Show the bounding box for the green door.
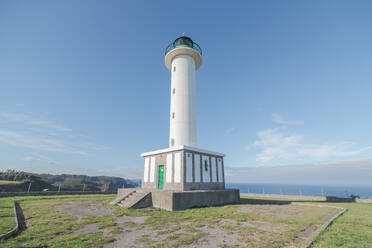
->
[157,165,164,189]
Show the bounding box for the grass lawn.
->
[0,180,22,185]
[0,194,370,247]
[0,194,116,248]
[311,201,372,248]
[0,197,15,234]
[245,196,372,248]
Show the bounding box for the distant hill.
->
[0,169,140,192]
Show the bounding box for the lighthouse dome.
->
[165,36,202,56]
[165,36,202,70]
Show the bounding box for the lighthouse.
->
[165,36,202,148]
[113,36,239,211]
[140,35,230,192]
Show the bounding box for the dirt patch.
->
[238,204,303,218]
[56,200,338,248]
[320,209,340,222]
[115,215,148,224]
[106,212,303,248]
[239,220,290,233]
[106,222,215,248]
[57,201,113,222]
[104,225,161,248]
[71,222,114,238]
[72,223,100,234]
[292,224,319,246]
[218,219,237,226]
[237,206,253,213]
[197,225,244,248]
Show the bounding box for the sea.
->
[226,183,372,198]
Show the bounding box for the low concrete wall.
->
[356,198,372,203]
[240,193,372,203]
[326,196,355,202]
[152,190,175,211]
[173,189,240,211]
[152,189,240,211]
[240,193,326,201]
[0,191,116,198]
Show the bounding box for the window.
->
[172,88,175,94]
[204,160,208,171]
[173,66,176,72]
[172,112,175,119]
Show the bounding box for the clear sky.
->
[1,1,372,184]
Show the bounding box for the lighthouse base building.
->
[113,145,239,211]
[141,146,225,191]
[111,36,239,211]
[139,146,239,211]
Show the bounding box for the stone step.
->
[110,189,136,205]
[119,194,141,207]
[118,190,151,209]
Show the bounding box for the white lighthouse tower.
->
[165,36,202,148]
[113,36,239,211]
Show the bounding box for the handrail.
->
[165,42,202,56]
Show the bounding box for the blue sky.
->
[1,1,372,184]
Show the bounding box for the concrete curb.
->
[0,201,25,240]
[293,203,347,248]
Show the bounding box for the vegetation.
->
[0,170,139,192]
[0,195,115,248]
[0,170,57,192]
[0,197,15,234]
[40,173,138,191]
[0,170,36,182]
[312,202,372,248]
[0,194,370,247]
[0,181,22,185]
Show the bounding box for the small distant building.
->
[112,36,239,211]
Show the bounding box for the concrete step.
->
[118,190,151,209]
[110,189,136,205]
[119,192,141,207]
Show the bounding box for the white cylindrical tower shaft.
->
[169,55,197,147]
[165,36,202,148]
